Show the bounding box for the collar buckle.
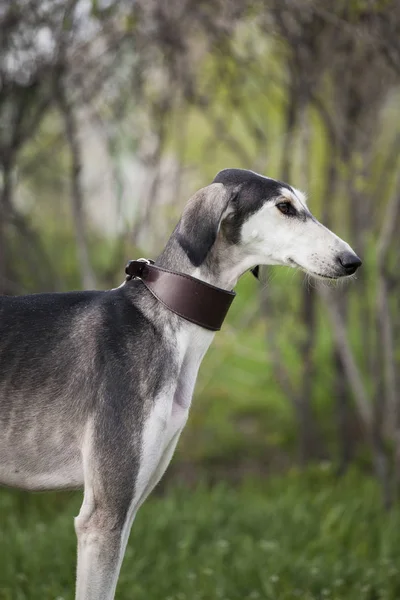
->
[125,258,154,281]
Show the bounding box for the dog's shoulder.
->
[0,287,153,337]
[0,290,104,328]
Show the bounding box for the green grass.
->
[1,468,400,600]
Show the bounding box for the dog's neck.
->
[156,232,255,291]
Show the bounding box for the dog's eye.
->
[276,202,295,216]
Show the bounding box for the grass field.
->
[1,468,399,600]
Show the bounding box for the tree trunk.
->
[0,163,12,294]
[334,349,354,475]
[298,285,323,462]
[56,79,96,290]
[319,285,392,507]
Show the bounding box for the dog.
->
[0,169,361,599]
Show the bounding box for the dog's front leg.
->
[74,469,147,600]
[74,495,126,600]
[74,422,146,600]
[74,406,188,600]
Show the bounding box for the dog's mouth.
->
[287,259,347,280]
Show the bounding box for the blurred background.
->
[1,1,400,599]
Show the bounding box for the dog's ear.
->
[177,183,233,266]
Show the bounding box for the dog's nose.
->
[338,252,362,275]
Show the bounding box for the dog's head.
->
[177,168,361,280]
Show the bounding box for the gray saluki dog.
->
[0,169,361,599]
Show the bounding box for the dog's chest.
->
[173,326,214,409]
[135,326,214,488]
[151,331,210,430]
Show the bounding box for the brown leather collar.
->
[125,259,236,331]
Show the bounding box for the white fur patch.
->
[134,322,215,502]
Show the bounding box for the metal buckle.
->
[125,258,154,281]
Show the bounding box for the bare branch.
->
[318,285,372,427]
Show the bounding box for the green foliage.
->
[1,470,400,599]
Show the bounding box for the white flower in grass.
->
[366,568,375,577]
[322,588,330,596]
[259,539,277,551]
